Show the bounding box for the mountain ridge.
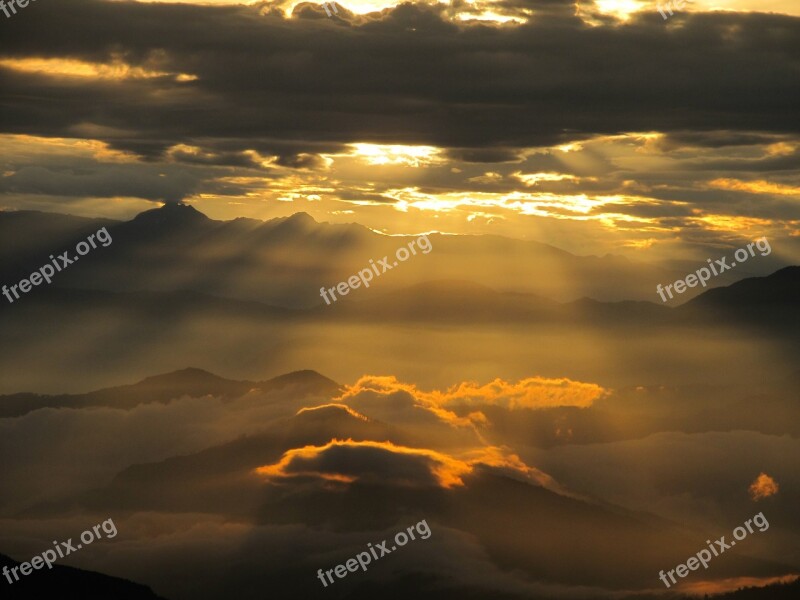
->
[0,367,342,418]
[0,204,691,306]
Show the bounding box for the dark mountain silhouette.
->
[681,266,800,311]
[130,202,211,228]
[696,577,800,599]
[0,552,166,599]
[677,266,800,336]
[0,210,117,280]
[0,368,341,418]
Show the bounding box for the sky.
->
[1,5,798,596]
[0,0,798,261]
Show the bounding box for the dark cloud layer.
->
[0,0,798,162]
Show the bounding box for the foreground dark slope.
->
[43,406,791,592]
[0,553,166,599]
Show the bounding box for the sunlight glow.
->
[593,0,645,19]
[347,143,445,167]
[381,187,651,223]
[513,172,579,186]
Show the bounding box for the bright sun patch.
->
[346,144,445,167]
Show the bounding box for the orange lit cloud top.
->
[338,375,607,412]
[295,403,370,422]
[255,439,562,490]
[333,376,480,431]
[709,178,800,197]
[749,472,779,501]
[256,439,473,488]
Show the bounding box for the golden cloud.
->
[255,439,473,488]
[255,439,563,492]
[335,375,481,429]
[749,472,779,501]
[709,178,800,197]
[338,374,607,412]
[295,403,370,421]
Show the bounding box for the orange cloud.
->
[255,439,563,492]
[335,376,480,429]
[295,403,369,421]
[255,439,472,488]
[338,375,606,412]
[709,178,800,197]
[749,472,779,501]
[430,377,607,410]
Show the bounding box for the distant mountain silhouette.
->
[682,266,800,310]
[678,266,800,332]
[0,552,166,599]
[694,577,800,600]
[0,210,116,278]
[128,202,213,235]
[0,368,341,418]
[0,205,700,307]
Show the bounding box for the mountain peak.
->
[131,203,212,227]
[265,212,318,230]
[285,211,316,224]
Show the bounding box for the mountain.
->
[0,204,696,307]
[0,368,341,418]
[0,210,117,280]
[700,577,800,599]
[0,552,166,599]
[678,266,800,332]
[129,202,211,229]
[40,393,788,592]
[682,266,800,310]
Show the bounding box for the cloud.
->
[0,0,799,259]
[1,0,798,159]
[255,439,474,488]
[295,403,370,421]
[0,385,336,513]
[528,431,800,538]
[749,472,780,501]
[338,374,607,412]
[255,438,563,491]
